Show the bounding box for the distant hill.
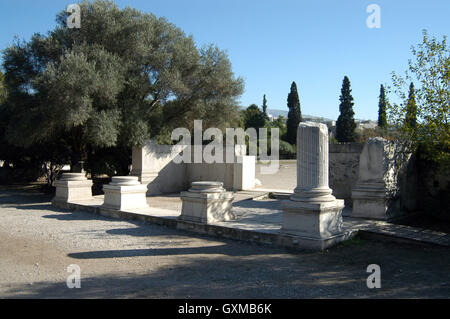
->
[242,107,374,123]
[267,109,334,122]
[266,109,288,118]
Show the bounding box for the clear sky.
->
[0,0,448,120]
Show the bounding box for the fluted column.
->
[291,122,335,202]
[281,122,350,250]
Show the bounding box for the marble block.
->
[53,173,93,203]
[102,176,149,211]
[180,181,235,224]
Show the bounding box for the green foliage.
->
[0,70,6,104]
[405,82,417,130]
[243,104,265,130]
[329,135,339,144]
[85,145,131,177]
[336,76,357,142]
[377,84,388,129]
[278,140,296,159]
[390,30,449,165]
[355,126,398,144]
[1,0,243,170]
[286,81,302,145]
[271,115,287,139]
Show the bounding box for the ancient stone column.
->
[102,176,149,211]
[52,172,93,204]
[281,122,350,250]
[291,122,336,203]
[180,181,235,224]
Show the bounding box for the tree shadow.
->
[17,203,68,213]
[67,243,275,259]
[0,189,53,205]
[5,240,450,299]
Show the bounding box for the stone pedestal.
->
[233,155,256,190]
[180,181,234,224]
[351,137,411,220]
[352,182,387,219]
[281,122,348,250]
[53,173,93,203]
[102,176,149,211]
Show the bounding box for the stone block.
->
[281,199,345,238]
[180,182,234,223]
[102,176,149,211]
[53,173,93,203]
[351,137,411,220]
[233,155,256,190]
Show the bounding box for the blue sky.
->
[0,0,448,120]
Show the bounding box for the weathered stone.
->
[189,181,225,193]
[281,122,348,250]
[290,122,336,203]
[102,176,149,211]
[328,143,363,206]
[131,140,255,195]
[130,140,186,196]
[53,173,93,203]
[352,137,411,220]
[180,181,234,223]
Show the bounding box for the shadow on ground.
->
[2,187,450,299]
[5,239,450,299]
[0,189,53,205]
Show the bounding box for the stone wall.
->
[130,141,187,194]
[131,141,255,195]
[328,143,364,205]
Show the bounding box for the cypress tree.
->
[262,94,268,120]
[286,81,302,145]
[405,82,417,129]
[336,76,357,142]
[377,84,388,129]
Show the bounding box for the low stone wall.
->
[130,141,187,194]
[131,141,255,195]
[329,143,364,205]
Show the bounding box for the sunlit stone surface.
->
[281,122,349,250]
[180,181,235,224]
[53,173,93,203]
[102,176,149,211]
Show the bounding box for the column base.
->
[179,189,234,224]
[102,177,149,211]
[52,173,93,203]
[130,169,158,196]
[351,183,387,220]
[281,199,345,246]
[280,230,356,250]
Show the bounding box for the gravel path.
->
[0,188,449,298]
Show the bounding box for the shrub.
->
[279,141,296,159]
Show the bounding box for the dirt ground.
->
[255,160,297,191]
[0,187,449,299]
